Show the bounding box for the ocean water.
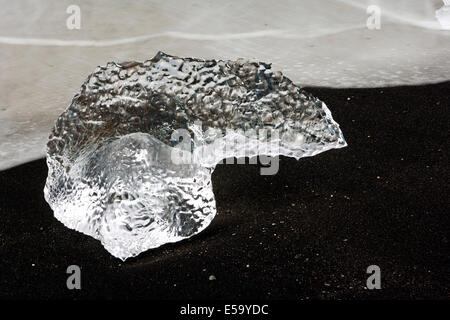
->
[0,0,449,170]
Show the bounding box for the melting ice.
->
[44,52,346,260]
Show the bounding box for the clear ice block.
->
[44,52,346,260]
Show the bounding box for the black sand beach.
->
[0,82,448,300]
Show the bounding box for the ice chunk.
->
[44,52,346,260]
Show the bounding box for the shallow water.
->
[0,0,449,170]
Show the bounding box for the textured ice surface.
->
[44,52,346,260]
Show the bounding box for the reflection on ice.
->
[44,52,346,259]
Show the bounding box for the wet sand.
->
[0,82,448,299]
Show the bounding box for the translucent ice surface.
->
[44,52,346,260]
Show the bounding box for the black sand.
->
[0,82,448,300]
